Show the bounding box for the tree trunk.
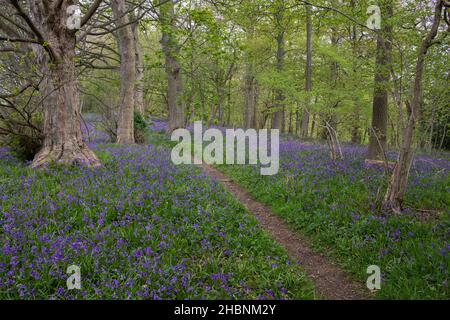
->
[272,30,285,130]
[352,125,361,144]
[300,4,313,138]
[31,2,100,168]
[428,101,436,152]
[367,0,393,160]
[244,27,256,129]
[244,69,256,128]
[384,0,444,212]
[217,80,225,125]
[311,113,316,137]
[159,0,185,133]
[253,82,259,129]
[288,111,293,133]
[324,31,340,157]
[326,115,340,160]
[132,19,145,115]
[350,0,361,146]
[112,0,136,144]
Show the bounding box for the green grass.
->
[0,143,314,299]
[216,145,450,300]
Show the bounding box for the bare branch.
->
[80,0,104,28]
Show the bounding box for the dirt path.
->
[198,163,370,300]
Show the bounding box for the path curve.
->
[198,163,370,300]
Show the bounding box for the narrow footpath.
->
[199,163,370,300]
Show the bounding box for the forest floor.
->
[0,143,315,299]
[198,162,369,300]
[146,122,449,299]
[0,118,448,299]
[213,135,449,300]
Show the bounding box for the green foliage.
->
[217,146,450,299]
[134,111,148,144]
[1,114,42,161]
[5,133,42,162]
[0,144,314,299]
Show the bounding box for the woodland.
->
[0,0,449,300]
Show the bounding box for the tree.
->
[243,25,257,129]
[367,0,393,160]
[112,0,136,144]
[132,11,145,116]
[300,3,313,138]
[384,0,449,212]
[159,0,185,133]
[0,0,103,167]
[271,0,287,131]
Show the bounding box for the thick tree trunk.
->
[160,0,185,133]
[132,20,145,115]
[384,0,444,212]
[112,0,136,144]
[31,2,100,168]
[367,0,393,160]
[300,4,313,138]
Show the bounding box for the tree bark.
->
[31,1,100,168]
[311,113,316,137]
[244,65,256,129]
[367,0,393,160]
[384,0,444,212]
[350,0,361,145]
[253,81,259,129]
[300,4,313,138]
[112,0,136,144]
[272,30,285,130]
[295,107,300,134]
[159,0,185,133]
[324,31,340,155]
[132,18,145,115]
[288,111,293,133]
[244,27,256,129]
[217,85,225,125]
[351,125,361,144]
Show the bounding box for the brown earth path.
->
[198,162,371,300]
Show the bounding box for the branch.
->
[0,82,36,99]
[8,0,55,59]
[80,0,104,29]
[297,0,379,34]
[0,36,42,45]
[9,0,45,42]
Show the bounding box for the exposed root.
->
[31,143,101,168]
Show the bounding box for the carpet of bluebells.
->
[218,140,450,299]
[2,117,449,300]
[0,133,314,299]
